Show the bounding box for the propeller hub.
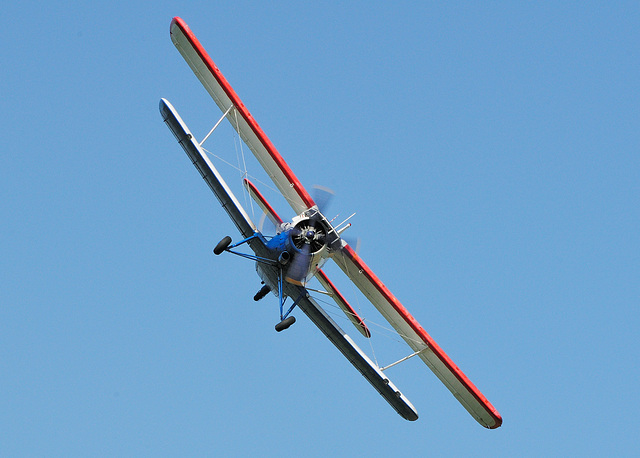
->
[290,217,328,253]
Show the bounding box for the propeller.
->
[343,234,362,254]
[256,210,280,236]
[316,185,361,255]
[286,217,326,285]
[285,184,361,284]
[312,185,334,214]
[285,240,312,285]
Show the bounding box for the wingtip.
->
[488,413,503,429]
[170,17,190,39]
[158,98,171,118]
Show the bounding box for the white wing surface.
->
[333,244,503,429]
[170,17,314,216]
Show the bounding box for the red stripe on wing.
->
[244,179,284,226]
[317,269,371,338]
[342,244,502,428]
[171,17,315,211]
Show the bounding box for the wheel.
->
[213,236,232,255]
[253,285,271,301]
[275,316,296,332]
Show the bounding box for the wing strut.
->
[160,98,256,240]
[380,349,428,372]
[200,104,234,146]
[294,289,418,421]
[333,244,503,429]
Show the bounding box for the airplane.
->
[160,16,502,428]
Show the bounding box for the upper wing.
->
[170,17,314,216]
[160,98,256,239]
[293,286,418,421]
[332,244,503,429]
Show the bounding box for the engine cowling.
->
[290,217,328,254]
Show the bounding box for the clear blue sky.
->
[2,1,638,455]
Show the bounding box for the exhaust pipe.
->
[278,251,291,265]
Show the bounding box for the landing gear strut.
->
[212,234,302,332]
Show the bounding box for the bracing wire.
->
[232,110,255,220]
[310,293,408,346]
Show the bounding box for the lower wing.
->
[160,98,256,240]
[295,287,418,421]
[332,244,502,429]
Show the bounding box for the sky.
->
[2,1,639,456]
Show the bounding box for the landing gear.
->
[275,316,296,332]
[253,284,271,301]
[213,236,232,255]
[212,233,301,332]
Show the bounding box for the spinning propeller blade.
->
[312,185,334,214]
[285,242,312,285]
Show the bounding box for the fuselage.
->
[255,208,340,295]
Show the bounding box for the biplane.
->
[160,17,502,428]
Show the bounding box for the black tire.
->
[213,236,232,255]
[275,316,296,332]
[253,285,271,301]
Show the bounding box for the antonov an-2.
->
[160,16,502,428]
